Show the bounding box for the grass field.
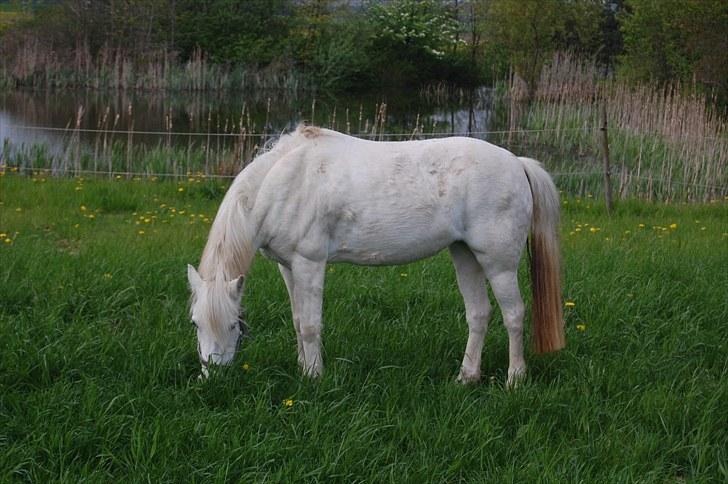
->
[1,174,727,482]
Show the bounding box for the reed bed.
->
[502,53,728,202]
[0,41,311,92]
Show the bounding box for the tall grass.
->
[1,176,726,481]
[0,41,312,92]
[502,53,728,202]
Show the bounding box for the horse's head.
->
[187,264,248,377]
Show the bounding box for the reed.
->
[0,41,313,93]
[502,52,728,202]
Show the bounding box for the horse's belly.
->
[327,217,458,265]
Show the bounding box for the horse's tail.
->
[519,157,565,354]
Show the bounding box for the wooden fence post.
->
[600,103,613,214]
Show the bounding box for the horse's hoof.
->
[457,368,481,384]
[506,367,526,389]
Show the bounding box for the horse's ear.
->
[187,264,203,291]
[229,275,245,298]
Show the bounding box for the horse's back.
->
[254,131,533,265]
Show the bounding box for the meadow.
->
[1,174,727,482]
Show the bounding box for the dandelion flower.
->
[138,230,145,235]
[242,363,250,371]
[565,301,575,308]
[178,187,184,192]
[576,324,586,331]
[282,398,294,408]
[669,223,677,230]
[0,233,6,238]
[400,273,408,277]
[80,205,87,212]
[103,273,113,279]
[4,238,12,244]
[638,223,645,228]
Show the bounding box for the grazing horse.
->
[187,126,565,385]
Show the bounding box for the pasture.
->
[1,174,726,482]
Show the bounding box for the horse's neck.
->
[199,153,279,281]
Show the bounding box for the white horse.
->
[187,126,565,385]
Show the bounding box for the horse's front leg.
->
[291,255,326,378]
[278,264,304,368]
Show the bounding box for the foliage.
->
[366,0,465,86]
[482,0,603,95]
[0,0,726,102]
[175,0,293,65]
[619,0,728,103]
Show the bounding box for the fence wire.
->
[1,123,596,138]
[2,123,726,196]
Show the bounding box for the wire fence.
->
[2,122,594,138]
[1,121,726,202]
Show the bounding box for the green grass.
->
[1,174,727,482]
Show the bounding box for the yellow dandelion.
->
[576,324,586,331]
[0,233,6,238]
[669,223,677,230]
[242,363,250,371]
[282,399,294,408]
[138,230,145,235]
[103,273,113,279]
[177,187,184,192]
[144,218,151,223]
[4,238,12,244]
[115,175,122,180]
[75,186,82,191]
[575,228,582,232]
[565,301,575,308]
[80,205,87,212]
[88,214,95,219]
[638,223,645,228]
[400,273,408,277]
[589,227,600,233]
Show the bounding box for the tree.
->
[175,0,293,64]
[483,0,602,94]
[366,0,464,85]
[619,0,728,100]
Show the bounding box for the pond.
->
[0,87,501,176]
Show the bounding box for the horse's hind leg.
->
[278,264,304,368]
[449,242,492,383]
[482,266,526,388]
